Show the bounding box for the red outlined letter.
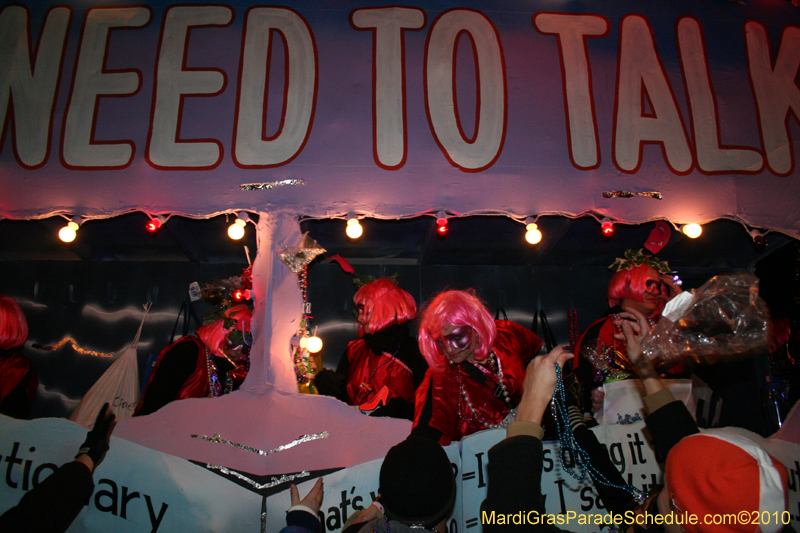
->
[146,5,233,170]
[677,17,762,174]
[533,12,609,171]
[745,21,800,177]
[425,8,506,172]
[233,7,317,168]
[0,5,71,169]
[613,14,692,175]
[350,7,426,170]
[61,6,151,170]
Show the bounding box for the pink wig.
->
[0,295,28,350]
[197,305,253,357]
[607,264,665,317]
[354,278,417,336]
[418,290,496,371]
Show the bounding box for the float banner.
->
[2,416,798,533]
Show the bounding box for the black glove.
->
[76,403,117,468]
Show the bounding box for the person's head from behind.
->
[641,428,788,533]
[379,436,456,532]
[0,295,28,350]
[608,264,666,319]
[354,278,417,336]
[418,289,496,370]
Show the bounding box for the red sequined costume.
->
[334,323,427,420]
[0,347,38,418]
[574,314,688,410]
[345,339,416,407]
[413,321,543,445]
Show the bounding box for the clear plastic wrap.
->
[642,273,769,366]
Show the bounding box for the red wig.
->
[197,305,253,357]
[418,290,496,371]
[0,295,28,350]
[607,264,665,317]
[354,278,417,336]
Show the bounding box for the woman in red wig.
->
[320,278,427,420]
[0,295,38,418]
[134,304,252,416]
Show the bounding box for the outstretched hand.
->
[290,477,324,515]
[517,346,574,425]
[76,403,117,471]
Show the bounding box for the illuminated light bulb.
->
[299,336,308,348]
[346,215,363,239]
[227,212,250,240]
[682,223,702,239]
[59,221,80,243]
[306,335,323,353]
[601,220,614,237]
[436,211,448,236]
[232,289,245,301]
[145,216,164,234]
[525,217,542,244]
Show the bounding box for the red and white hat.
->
[666,428,788,533]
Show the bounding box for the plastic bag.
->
[69,303,151,428]
[642,273,769,366]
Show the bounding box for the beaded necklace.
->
[456,351,512,429]
[552,363,646,504]
[206,346,234,397]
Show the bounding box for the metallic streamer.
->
[239,179,305,191]
[602,191,662,200]
[205,465,310,490]
[31,336,113,358]
[191,431,329,456]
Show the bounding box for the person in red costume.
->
[318,278,427,420]
[574,249,686,414]
[134,304,252,416]
[411,290,544,445]
[0,295,38,419]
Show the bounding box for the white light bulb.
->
[682,223,702,239]
[228,220,246,240]
[299,336,308,348]
[525,223,542,244]
[59,225,77,243]
[306,336,323,353]
[346,221,363,239]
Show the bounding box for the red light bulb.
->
[437,223,448,235]
[232,289,245,301]
[146,218,162,233]
[601,220,614,237]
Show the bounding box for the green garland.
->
[608,248,671,274]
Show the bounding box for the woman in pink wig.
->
[411,290,543,445]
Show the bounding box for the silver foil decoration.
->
[205,465,310,490]
[191,431,329,456]
[603,190,662,200]
[239,179,305,191]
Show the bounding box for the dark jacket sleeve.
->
[0,461,95,533]
[644,400,700,461]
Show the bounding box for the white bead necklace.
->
[456,351,512,429]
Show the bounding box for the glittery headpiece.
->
[608,248,670,274]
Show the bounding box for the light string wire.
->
[552,364,647,504]
[32,336,113,357]
[191,431,329,456]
